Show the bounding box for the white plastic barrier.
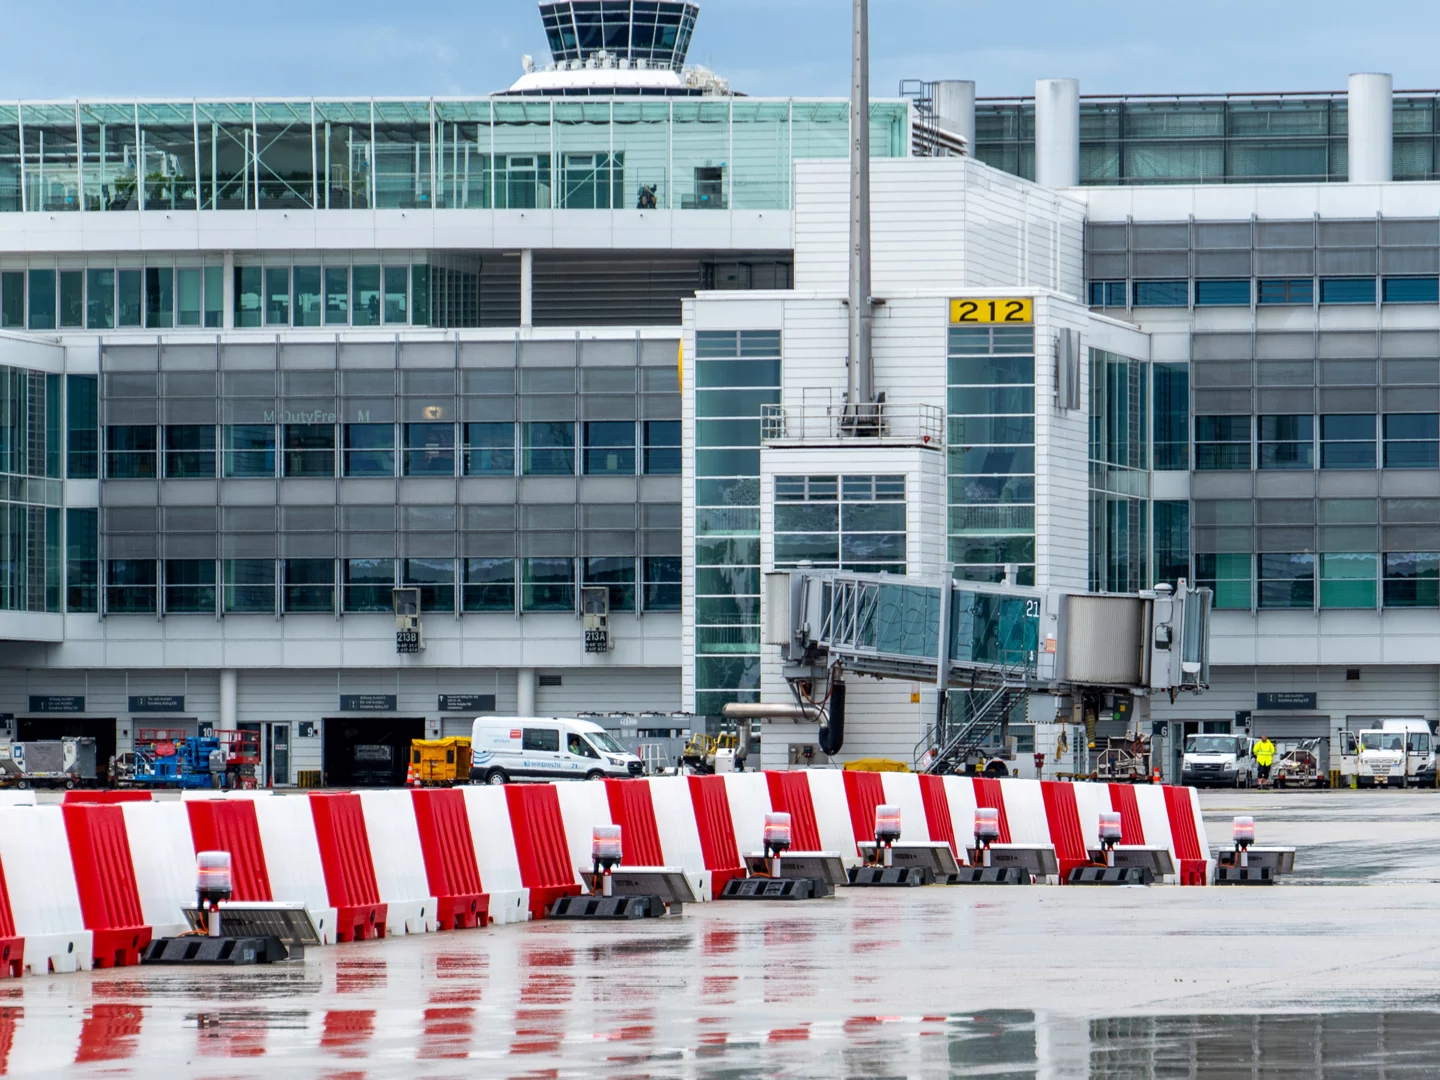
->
[0,792,36,807]
[803,770,860,862]
[552,781,612,884]
[1133,784,1175,858]
[0,805,92,975]
[878,772,933,847]
[120,801,197,936]
[250,793,338,945]
[721,772,772,857]
[357,790,438,936]
[1069,781,1114,853]
[940,774,979,859]
[646,776,710,901]
[998,778,1052,846]
[460,787,529,925]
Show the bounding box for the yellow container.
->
[409,737,472,786]
[843,758,911,773]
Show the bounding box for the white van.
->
[468,716,644,784]
[1180,733,1257,788]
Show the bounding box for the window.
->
[292,266,322,327]
[1320,552,1376,608]
[324,267,349,324]
[284,424,336,477]
[643,555,681,611]
[264,267,290,325]
[1132,280,1187,307]
[582,421,636,475]
[66,373,98,478]
[106,425,157,478]
[284,558,334,613]
[145,267,173,328]
[383,266,408,323]
[1257,415,1313,470]
[106,559,157,614]
[1152,364,1189,470]
[522,728,559,753]
[1196,553,1251,610]
[352,266,381,326]
[1383,414,1439,468]
[463,557,515,612]
[164,559,216,613]
[1320,414,1376,469]
[0,271,22,328]
[343,558,394,612]
[1088,281,1126,307]
[1194,279,1250,306]
[1153,500,1189,586]
[175,267,201,326]
[404,558,454,613]
[463,423,515,475]
[59,270,83,327]
[343,423,395,477]
[204,266,223,328]
[223,424,275,478]
[118,269,143,326]
[1320,277,1376,305]
[28,269,55,329]
[522,557,575,612]
[1382,277,1439,304]
[1258,552,1315,609]
[403,423,455,476]
[1383,552,1439,608]
[643,420,681,474]
[224,559,274,614]
[86,268,115,329]
[1257,278,1313,306]
[583,556,636,613]
[1194,416,1250,470]
[66,507,98,612]
[524,422,575,475]
[164,425,216,478]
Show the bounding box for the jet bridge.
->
[755,570,1211,773]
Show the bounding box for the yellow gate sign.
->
[949,298,1033,325]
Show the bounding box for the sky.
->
[1,0,1438,101]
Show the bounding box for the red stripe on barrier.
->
[1163,785,1208,886]
[61,804,151,968]
[918,774,958,855]
[687,775,743,891]
[604,780,665,867]
[0,855,21,978]
[1107,784,1146,845]
[185,799,273,902]
[62,791,153,804]
[410,789,488,929]
[971,777,1012,843]
[309,793,387,941]
[765,772,822,851]
[505,785,582,919]
[841,771,886,849]
[1040,782,1088,881]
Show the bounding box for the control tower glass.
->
[540,1,699,71]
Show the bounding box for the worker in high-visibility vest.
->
[1255,736,1276,786]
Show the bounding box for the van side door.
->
[521,726,562,778]
[1407,730,1431,779]
[564,731,601,776]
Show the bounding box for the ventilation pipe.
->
[846,0,875,422]
[1034,78,1080,188]
[932,80,976,152]
[1348,73,1393,184]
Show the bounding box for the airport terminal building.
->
[1,0,1438,780]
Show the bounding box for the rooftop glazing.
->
[540,1,699,70]
[0,99,908,214]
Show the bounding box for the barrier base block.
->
[437,894,489,930]
[719,877,829,901]
[0,937,21,978]
[334,904,388,943]
[92,927,153,969]
[947,867,1030,886]
[1216,866,1274,886]
[548,895,664,920]
[142,935,290,966]
[1067,866,1154,887]
[847,866,931,887]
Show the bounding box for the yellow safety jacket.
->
[1255,741,1275,766]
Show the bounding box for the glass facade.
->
[773,475,906,575]
[693,329,779,717]
[1089,349,1150,593]
[0,366,63,613]
[947,326,1035,586]
[540,1,699,70]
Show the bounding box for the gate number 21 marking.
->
[949,298,1033,324]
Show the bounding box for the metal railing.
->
[760,401,944,447]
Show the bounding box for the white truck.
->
[1179,733,1257,789]
[1351,719,1436,788]
[468,716,645,784]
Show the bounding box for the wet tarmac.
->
[6,790,1440,1077]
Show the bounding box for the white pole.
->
[1348,73,1393,184]
[1034,79,1080,188]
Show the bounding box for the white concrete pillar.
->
[1034,78,1080,188]
[519,249,534,327]
[517,668,536,717]
[932,80,976,153]
[218,669,238,731]
[222,251,235,329]
[1348,73,1393,183]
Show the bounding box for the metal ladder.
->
[915,683,1026,775]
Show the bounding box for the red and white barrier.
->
[0,806,91,974]
[249,792,339,944]
[120,801,196,936]
[61,803,152,968]
[686,775,745,893]
[358,790,438,936]
[410,789,488,929]
[644,776,710,900]
[553,779,612,882]
[722,771,772,858]
[461,787,529,924]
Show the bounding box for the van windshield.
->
[1185,736,1237,755]
[587,731,625,754]
[1360,732,1404,751]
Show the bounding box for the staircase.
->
[915,684,1027,775]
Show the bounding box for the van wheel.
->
[585,770,605,783]
[485,769,509,786]
[64,779,75,791]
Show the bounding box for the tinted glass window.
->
[522,728,559,752]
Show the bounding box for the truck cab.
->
[1355,719,1435,788]
[1180,733,1257,788]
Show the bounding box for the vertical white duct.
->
[932,80,976,152]
[847,0,874,416]
[1348,73,1393,184]
[1034,78,1080,188]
